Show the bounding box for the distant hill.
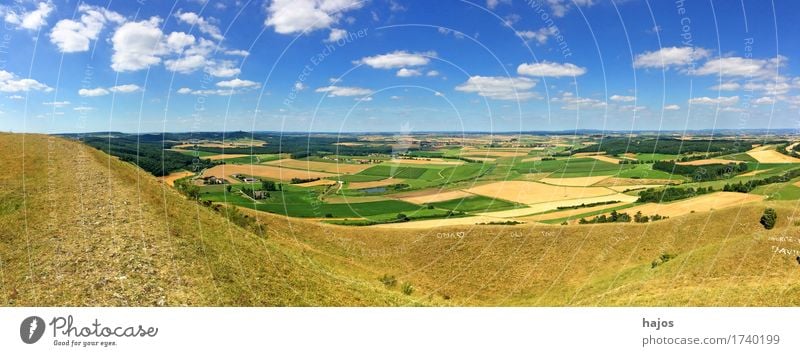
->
[1,133,798,306]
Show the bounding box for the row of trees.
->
[652,161,749,181]
[637,186,715,203]
[574,138,749,155]
[723,167,800,193]
[578,210,667,224]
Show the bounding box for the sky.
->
[0,0,799,133]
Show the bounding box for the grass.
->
[432,195,520,212]
[513,158,620,177]
[634,153,679,161]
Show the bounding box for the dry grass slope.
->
[1,134,798,306]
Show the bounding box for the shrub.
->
[379,274,397,288]
[651,252,677,268]
[401,282,414,295]
[760,208,777,230]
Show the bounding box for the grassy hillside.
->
[1,133,798,306]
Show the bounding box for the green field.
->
[432,195,520,212]
[513,158,621,177]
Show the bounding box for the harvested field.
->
[461,148,528,157]
[373,215,521,229]
[476,193,638,218]
[159,170,194,187]
[736,169,770,177]
[266,158,370,174]
[463,156,496,162]
[519,202,630,222]
[572,151,606,157]
[539,175,612,187]
[521,157,542,162]
[204,154,249,160]
[746,148,800,163]
[204,164,333,181]
[295,179,338,187]
[607,185,661,192]
[587,155,621,164]
[676,159,742,166]
[392,189,475,204]
[580,192,764,222]
[465,181,614,205]
[348,178,404,189]
[388,158,463,166]
[594,177,681,186]
[333,142,364,146]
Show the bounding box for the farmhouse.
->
[203,176,225,185]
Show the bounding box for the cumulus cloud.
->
[50,4,124,53]
[517,61,587,77]
[610,94,635,102]
[315,85,373,97]
[633,47,711,69]
[544,0,596,18]
[111,17,167,72]
[358,50,434,69]
[4,1,54,31]
[264,0,364,35]
[710,82,741,91]
[110,84,141,93]
[692,56,785,78]
[43,100,70,107]
[753,97,776,105]
[78,88,109,97]
[205,60,241,77]
[515,27,557,45]
[176,87,236,96]
[396,68,421,77]
[0,70,52,92]
[455,76,538,101]
[216,78,259,88]
[326,28,347,42]
[224,49,250,57]
[663,104,681,111]
[176,11,223,41]
[552,92,607,110]
[426,70,440,77]
[688,96,739,106]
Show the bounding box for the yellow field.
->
[736,169,770,177]
[388,158,463,166]
[587,155,621,164]
[746,148,800,163]
[266,158,370,174]
[462,156,496,162]
[348,178,404,189]
[204,164,333,181]
[392,189,475,204]
[159,170,195,186]
[676,159,741,166]
[295,179,338,187]
[607,185,661,192]
[374,215,521,228]
[465,181,615,205]
[595,177,681,186]
[539,175,612,187]
[476,193,639,218]
[582,192,764,221]
[461,147,528,157]
[204,153,249,160]
[519,201,631,222]
[572,151,606,157]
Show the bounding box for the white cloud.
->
[0,70,52,92]
[610,95,635,102]
[177,88,193,94]
[165,32,195,53]
[688,96,739,106]
[78,88,109,97]
[264,0,364,35]
[224,49,250,57]
[437,27,465,39]
[515,27,557,45]
[753,97,775,105]
[326,28,347,42]
[742,81,792,96]
[165,55,207,73]
[8,95,24,100]
[294,82,307,91]
[426,70,440,77]
[315,85,373,97]
[663,104,681,111]
[545,0,596,18]
[111,17,167,72]
[358,50,434,69]
[552,92,607,110]
[176,11,223,41]
[4,1,54,31]
[455,76,538,101]
[43,101,70,107]
[619,105,646,111]
[692,56,785,78]
[73,106,94,112]
[710,82,741,91]
[216,78,259,88]
[177,88,236,96]
[50,4,124,53]
[486,0,510,9]
[205,60,241,77]
[110,84,141,93]
[396,68,421,77]
[633,47,711,69]
[517,61,587,77]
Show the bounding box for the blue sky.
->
[0,0,799,133]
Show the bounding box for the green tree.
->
[760,208,777,229]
